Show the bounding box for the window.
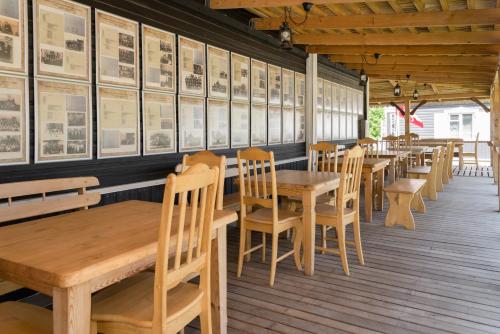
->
[462,114,472,139]
[449,114,473,139]
[449,115,459,137]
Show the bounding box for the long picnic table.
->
[0,200,237,334]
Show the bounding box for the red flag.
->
[396,105,424,128]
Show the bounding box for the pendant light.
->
[394,82,401,97]
[279,3,313,50]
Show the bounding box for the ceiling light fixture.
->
[279,3,313,50]
[394,82,401,97]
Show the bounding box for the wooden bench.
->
[0,177,100,297]
[384,178,427,230]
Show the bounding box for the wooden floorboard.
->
[214,176,500,334]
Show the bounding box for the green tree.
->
[368,106,385,139]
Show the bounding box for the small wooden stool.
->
[384,178,427,230]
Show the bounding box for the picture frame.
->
[251,58,266,104]
[95,10,139,88]
[323,108,332,141]
[332,84,339,140]
[142,91,176,156]
[339,85,347,139]
[282,107,294,144]
[33,0,91,82]
[207,98,229,149]
[0,0,28,75]
[178,36,206,97]
[142,24,176,93]
[294,72,305,108]
[230,101,249,148]
[267,105,281,145]
[178,95,205,152]
[0,75,29,165]
[97,86,140,158]
[207,45,229,100]
[282,68,294,108]
[317,77,323,109]
[250,103,266,146]
[324,80,332,111]
[294,107,305,143]
[35,78,92,163]
[231,52,249,102]
[268,64,281,106]
[346,88,353,139]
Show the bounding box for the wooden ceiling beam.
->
[329,55,498,66]
[366,74,493,84]
[306,45,500,55]
[209,0,385,9]
[370,92,490,104]
[252,8,500,30]
[362,70,493,79]
[294,31,500,45]
[347,64,494,73]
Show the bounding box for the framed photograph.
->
[317,78,323,109]
[282,68,294,108]
[96,10,139,88]
[178,95,205,152]
[324,80,332,111]
[97,86,140,158]
[332,84,339,140]
[34,0,91,82]
[231,53,249,101]
[316,106,323,141]
[346,88,353,139]
[268,64,281,106]
[0,0,28,74]
[294,107,305,143]
[35,79,91,162]
[207,98,229,149]
[339,85,347,139]
[0,75,28,165]
[178,36,205,97]
[267,105,281,145]
[231,101,249,148]
[250,103,266,146]
[324,109,332,141]
[207,45,229,100]
[142,91,176,156]
[251,59,266,104]
[282,107,294,144]
[295,72,305,108]
[142,24,176,93]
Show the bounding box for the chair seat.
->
[407,166,431,175]
[92,272,202,328]
[245,208,301,224]
[315,203,354,219]
[0,302,52,334]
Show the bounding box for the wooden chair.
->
[442,142,453,185]
[409,133,420,146]
[463,132,480,167]
[408,148,439,201]
[447,141,456,180]
[0,302,52,334]
[236,147,303,287]
[382,135,399,151]
[90,164,219,334]
[357,138,379,158]
[315,146,365,276]
[0,177,100,297]
[435,146,446,192]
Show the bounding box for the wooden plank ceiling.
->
[210,0,499,105]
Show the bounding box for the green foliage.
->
[368,106,385,139]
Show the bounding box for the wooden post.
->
[405,99,411,145]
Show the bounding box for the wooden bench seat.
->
[406,166,431,175]
[384,178,427,230]
[0,302,52,334]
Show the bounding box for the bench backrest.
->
[0,177,100,223]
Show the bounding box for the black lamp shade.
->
[394,83,401,97]
[359,69,367,86]
[279,22,293,50]
[413,89,419,99]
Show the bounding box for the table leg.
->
[385,192,416,230]
[388,159,396,183]
[302,190,316,276]
[459,145,464,170]
[211,225,227,334]
[364,172,373,223]
[53,283,91,334]
[376,168,384,211]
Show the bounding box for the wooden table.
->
[338,158,390,223]
[0,200,237,334]
[419,139,464,169]
[399,146,431,166]
[374,150,412,183]
[237,170,340,275]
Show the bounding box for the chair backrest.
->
[0,177,100,223]
[182,150,226,210]
[382,135,399,151]
[474,132,480,153]
[336,146,365,217]
[153,163,218,332]
[308,141,338,173]
[437,145,446,177]
[237,147,278,226]
[442,142,453,182]
[447,141,456,175]
[357,138,379,158]
[409,133,420,146]
[397,134,407,147]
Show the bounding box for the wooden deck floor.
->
[453,166,494,178]
[190,176,500,334]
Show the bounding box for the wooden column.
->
[405,99,411,144]
[491,70,500,183]
[306,53,318,148]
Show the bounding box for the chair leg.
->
[352,217,364,266]
[475,154,479,168]
[293,225,303,271]
[261,232,266,263]
[199,293,212,334]
[321,225,327,254]
[337,224,349,276]
[237,223,246,278]
[270,233,279,287]
[245,230,252,262]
